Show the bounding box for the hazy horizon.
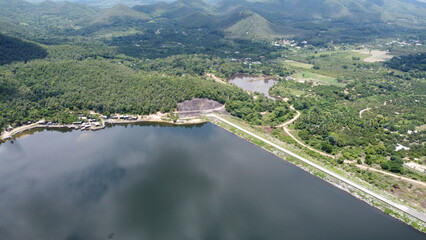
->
[23,0,221,7]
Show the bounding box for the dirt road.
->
[277,107,335,159]
[356,165,426,187]
[359,107,371,118]
[206,73,227,84]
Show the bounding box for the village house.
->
[395,143,410,151]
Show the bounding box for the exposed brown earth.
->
[206,73,227,84]
[176,98,227,118]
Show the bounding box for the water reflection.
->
[0,123,424,239]
[228,73,276,98]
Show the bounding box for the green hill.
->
[0,18,36,40]
[217,0,426,26]
[0,0,99,41]
[91,4,150,25]
[130,0,426,41]
[0,0,425,44]
[176,11,217,28]
[222,10,297,41]
[0,59,245,127]
[0,33,47,65]
[133,0,214,18]
[0,0,99,24]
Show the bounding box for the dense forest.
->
[387,52,426,73]
[0,34,48,65]
[0,59,252,127]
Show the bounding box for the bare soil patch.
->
[353,49,393,63]
[176,98,226,118]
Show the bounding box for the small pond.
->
[228,74,276,99]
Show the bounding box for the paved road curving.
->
[207,114,426,223]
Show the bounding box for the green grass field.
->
[313,50,368,59]
[282,60,313,69]
[292,71,344,87]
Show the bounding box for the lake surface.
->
[0,123,424,240]
[228,74,276,98]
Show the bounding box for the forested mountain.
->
[133,0,426,42]
[91,4,150,25]
[0,34,47,65]
[0,59,249,127]
[0,0,100,42]
[0,0,99,26]
[133,0,214,18]
[216,0,426,23]
[222,10,296,41]
[1,0,425,43]
[25,0,220,7]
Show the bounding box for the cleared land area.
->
[282,60,313,69]
[291,71,343,86]
[206,73,227,84]
[352,49,393,62]
[176,98,226,118]
[416,124,426,131]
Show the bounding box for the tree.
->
[321,141,333,153]
[388,155,404,173]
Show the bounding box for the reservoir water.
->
[228,74,276,99]
[0,123,424,239]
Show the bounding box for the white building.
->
[395,143,410,151]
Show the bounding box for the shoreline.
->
[1,114,207,142]
[206,114,426,233]
[1,112,425,232]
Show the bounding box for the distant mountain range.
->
[24,0,221,7]
[24,0,426,8]
[131,0,426,40]
[2,0,426,42]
